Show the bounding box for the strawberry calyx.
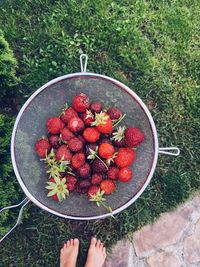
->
[91,111,110,126]
[41,149,73,178]
[89,189,113,215]
[106,152,118,166]
[111,126,126,142]
[85,109,94,120]
[46,176,69,202]
[87,147,99,162]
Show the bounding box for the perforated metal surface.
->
[12,73,158,219]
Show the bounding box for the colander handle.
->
[0,197,30,243]
[159,147,180,156]
[80,54,88,72]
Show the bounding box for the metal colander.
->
[0,54,180,242]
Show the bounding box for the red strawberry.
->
[107,107,122,120]
[83,127,100,143]
[91,173,103,185]
[77,163,91,179]
[60,128,75,142]
[87,185,100,199]
[114,148,135,168]
[65,175,77,192]
[72,93,90,113]
[78,135,86,145]
[68,117,85,133]
[60,107,78,123]
[100,180,116,195]
[98,138,112,145]
[78,180,91,189]
[92,112,112,134]
[35,138,51,157]
[118,167,132,182]
[46,117,63,134]
[60,121,65,130]
[112,139,126,147]
[71,152,85,169]
[81,111,95,126]
[68,137,83,152]
[92,159,108,173]
[90,102,102,113]
[48,134,60,149]
[76,183,88,194]
[55,144,72,161]
[107,167,119,180]
[98,143,115,159]
[125,127,145,147]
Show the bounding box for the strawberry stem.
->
[113,113,126,127]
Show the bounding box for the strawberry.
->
[98,143,115,159]
[55,144,72,161]
[60,120,65,130]
[107,107,122,120]
[107,167,119,180]
[46,117,63,134]
[76,183,88,194]
[60,107,78,123]
[87,185,100,199]
[112,139,126,147]
[35,138,51,157]
[83,127,100,143]
[71,152,85,169]
[125,127,145,147]
[91,173,103,185]
[118,167,132,183]
[100,180,116,195]
[92,159,108,173]
[78,180,91,190]
[81,110,95,126]
[46,176,69,202]
[65,175,77,192]
[77,163,91,179]
[78,135,86,145]
[90,102,102,113]
[68,137,83,152]
[72,93,90,113]
[68,116,85,133]
[98,138,112,145]
[91,112,112,134]
[114,148,135,168]
[48,134,60,149]
[60,128,75,142]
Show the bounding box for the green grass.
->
[0,0,200,266]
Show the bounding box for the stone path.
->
[104,193,200,267]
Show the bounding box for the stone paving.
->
[104,193,200,267]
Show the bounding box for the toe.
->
[90,237,97,247]
[96,239,102,248]
[66,240,70,247]
[100,242,104,250]
[70,239,74,246]
[74,238,79,247]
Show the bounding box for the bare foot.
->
[60,238,79,267]
[85,237,107,267]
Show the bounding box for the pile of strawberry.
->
[35,93,144,209]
